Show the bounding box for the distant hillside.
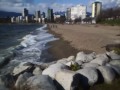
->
[0,11,33,18]
[0,11,22,17]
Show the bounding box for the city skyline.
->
[0,0,120,14]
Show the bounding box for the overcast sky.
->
[0,0,120,14]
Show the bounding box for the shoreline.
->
[47,24,93,61]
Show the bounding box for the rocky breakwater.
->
[0,50,120,90]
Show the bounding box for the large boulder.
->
[107,60,120,75]
[106,64,120,76]
[42,63,69,79]
[57,58,68,64]
[76,67,98,86]
[98,66,116,84]
[82,63,99,68]
[90,54,109,65]
[55,70,80,90]
[109,60,120,67]
[67,56,75,61]
[106,51,120,60]
[76,52,96,63]
[33,67,42,76]
[12,62,33,76]
[65,61,78,67]
[24,75,57,90]
[75,60,83,66]
[15,72,33,90]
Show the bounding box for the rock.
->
[12,62,33,76]
[33,67,42,75]
[24,75,57,90]
[55,70,80,90]
[0,60,21,75]
[82,63,99,68]
[15,72,32,90]
[67,56,75,61]
[42,63,69,79]
[109,60,120,67]
[106,51,120,60]
[98,66,116,84]
[76,52,96,63]
[76,67,98,86]
[75,60,83,66]
[0,85,9,90]
[90,54,109,65]
[65,61,78,67]
[106,64,120,75]
[107,60,120,75]
[57,58,68,64]
[0,74,15,88]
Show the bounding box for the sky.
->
[0,0,120,14]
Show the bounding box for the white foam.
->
[15,24,58,64]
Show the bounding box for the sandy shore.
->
[48,24,120,54]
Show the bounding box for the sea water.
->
[0,24,57,75]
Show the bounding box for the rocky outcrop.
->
[97,66,116,84]
[12,62,34,76]
[90,54,109,65]
[24,75,57,90]
[42,63,69,79]
[76,67,98,86]
[76,52,96,63]
[55,70,80,90]
[33,67,42,76]
[15,72,33,90]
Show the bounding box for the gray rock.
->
[76,67,98,86]
[106,64,120,75]
[15,72,33,90]
[67,56,75,61]
[33,67,42,75]
[65,61,78,67]
[109,60,120,67]
[12,62,33,76]
[57,58,68,64]
[82,63,99,68]
[42,63,69,79]
[90,54,109,65]
[75,60,83,66]
[24,75,57,90]
[98,66,116,84]
[55,70,80,90]
[76,52,96,63]
[106,51,120,60]
[0,85,9,90]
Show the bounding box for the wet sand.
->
[48,24,120,55]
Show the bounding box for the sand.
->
[48,24,120,54]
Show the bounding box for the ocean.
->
[0,24,57,75]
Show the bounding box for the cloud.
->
[89,0,120,8]
[0,0,73,14]
[0,0,120,14]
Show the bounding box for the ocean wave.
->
[0,24,58,74]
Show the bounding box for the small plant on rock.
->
[70,63,80,71]
[113,48,120,55]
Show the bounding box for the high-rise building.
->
[22,8,28,17]
[66,8,71,21]
[42,12,46,18]
[35,10,41,19]
[92,2,102,18]
[47,8,54,22]
[66,5,87,20]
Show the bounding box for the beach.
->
[48,24,120,54]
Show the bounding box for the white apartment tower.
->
[92,2,102,18]
[67,5,86,20]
